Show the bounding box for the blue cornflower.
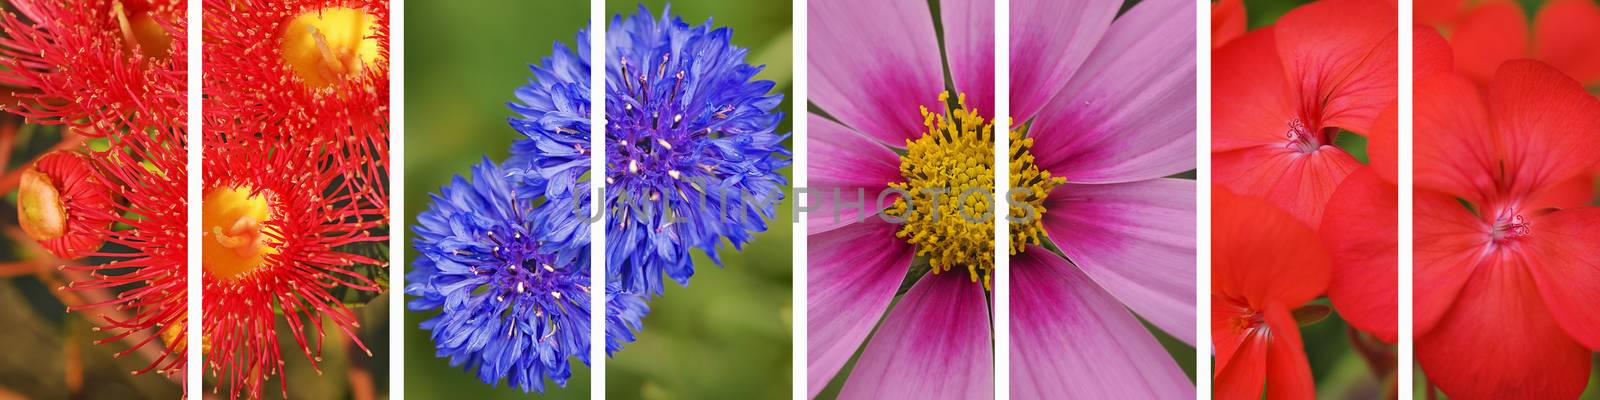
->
[509,6,790,297]
[406,158,647,393]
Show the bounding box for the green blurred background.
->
[405,1,793,398]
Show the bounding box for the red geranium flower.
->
[1212,0,1397,230]
[1414,40,1600,396]
[1418,0,1600,87]
[1212,187,1331,399]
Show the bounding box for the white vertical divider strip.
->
[389,0,405,398]
[791,0,809,398]
[185,0,203,396]
[588,0,607,398]
[1195,0,1213,397]
[992,0,1010,399]
[1397,1,1415,398]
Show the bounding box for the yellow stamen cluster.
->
[886,93,1065,290]
[280,7,381,88]
[201,187,279,281]
[1008,123,1065,255]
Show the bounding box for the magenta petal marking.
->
[807,219,915,398]
[1010,0,1120,121]
[837,272,993,399]
[941,0,996,115]
[808,114,905,234]
[1042,179,1197,345]
[810,0,945,145]
[1029,0,1196,183]
[1012,249,1194,399]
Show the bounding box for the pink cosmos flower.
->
[808,0,1195,398]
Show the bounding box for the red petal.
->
[1413,190,1487,336]
[1212,187,1331,309]
[1212,296,1268,399]
[1533,0,1600,85]
[1415,73,1497,202]
[1212,0,1247,49]
[1528,175,1596,210]
[1367,101,1398,184]
[1416,0,1463,27]
[1417,251,1590,399]
[1212,28,1296,152]
[1488,60,1600,200]
[1414,26,1454,79]
[1525,207,1600,350]
[1275,0,1397,134]
[1213,142,1362,230]
[1262,302,1315,399]
[1450,3,1527,84]
[1318,167,1398,343]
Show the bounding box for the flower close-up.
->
[809,0,1196,398]
[1414,35,1600,397]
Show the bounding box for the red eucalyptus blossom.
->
[18,150,116,259]
[203,0,389,210]
[200,129,387,399]
[0,0,185,136]
[59,126,189,378]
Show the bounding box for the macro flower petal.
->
[1028,0,1196,184]
[806,219,915,398]
[1413,190,1487,336]
[838,272,993,399]
[1524,207,1600,350]
[1450,2,1526,84]
[1213,141,1361,229]
[1415,73,1497,202]
[1211,0,1246,49]
[809,0,944,145]
[1041,179,1196,345]
[1212,298,1267,399]
[1367,101,1398,184]
[940,0,995,114]
[1528,176,1596,210]
[1534,0,1600,84]
[1010,248,1192,399]
[1212,27,1294,153]
[1487,60,1600,201]
[1319,167,1398,343]
[808,114,904,235]
[1417,253,1590,399]
[1260,302,1315,399]
[1009,0,1119,121]
[1414,26,1454,79]
[1212,187,1330,309]
[1274,0,1397,134]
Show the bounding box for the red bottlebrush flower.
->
[200,130,387,399]
[1422,0,1600,86]
[18,150,117,259]
[60,125,189,378]
[1212,0,1396,229]
[0,0,186,136]
[202,0,389,210]
[1415,57,1600,398]
[1212,187,1331,400]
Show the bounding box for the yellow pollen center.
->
[280,7,381,88]
[202,187,278,281]
[113,2,173,59]
[18,168,67,242]
[886,92,1064,290]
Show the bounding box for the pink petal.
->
[838,273,993,399]
[1028,0,1196,183]
[808,114,905,235]
[1011,249,1192,399]
[1040,179,1196,345]
[810,0,945,145]
[1009,0,1120,121]
[941,0,995,114]
[1525,207,1600,350]
[807,220,916,398]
